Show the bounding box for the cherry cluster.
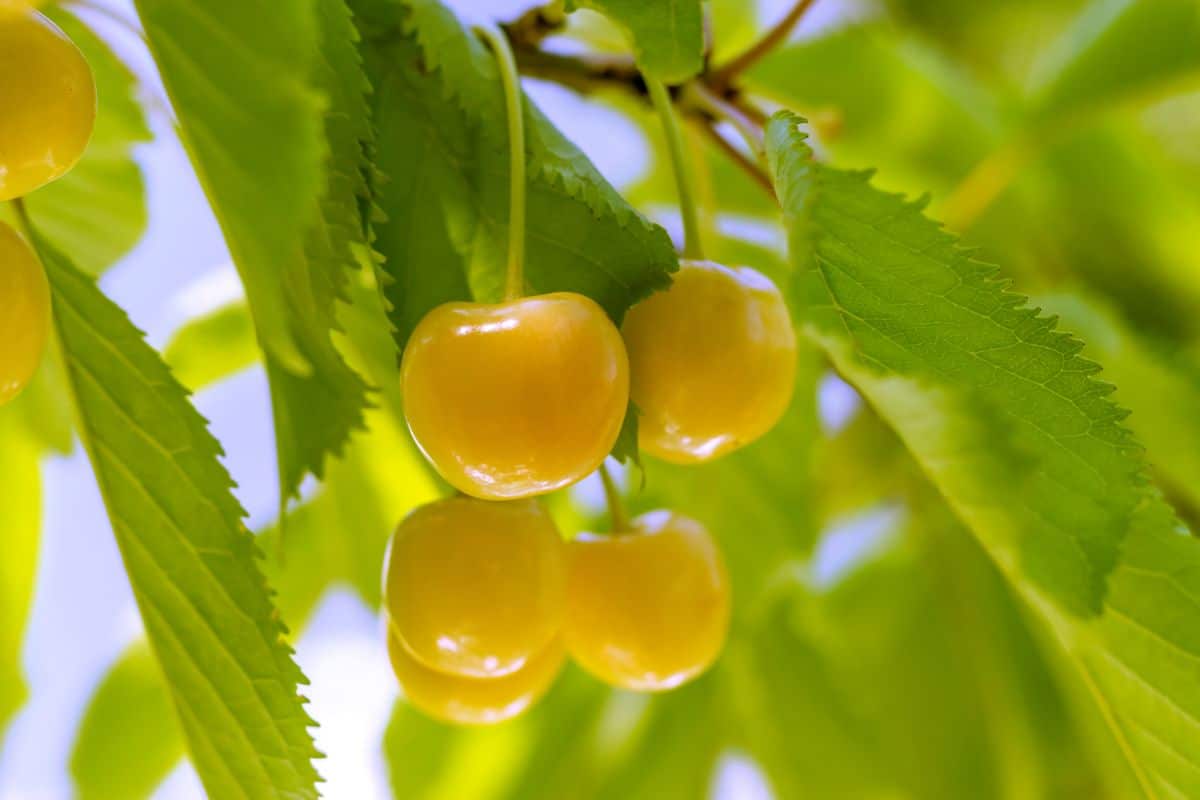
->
[384,257,796,725]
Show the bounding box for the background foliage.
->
[4,0,1200,797]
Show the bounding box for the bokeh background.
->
[3,0,1199,796]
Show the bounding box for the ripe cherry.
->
[0,222,49,406]
[0,10,96,201]
[622,259,796,463]
[401,293,629,500]
[384,496,566,678]
[564,510,731,691]
[387,629,564,726]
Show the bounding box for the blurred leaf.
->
[163,302,258,391]
[746,25,1004,193]
[566,0,704,82]
[589,677,725,800]
[0,414,40,742]
[355,0,677,348]
[0,9,150,275]
[134,0,374,499]
[768,111,1200,798]
[1029,0,1200,121]
[70,644,182,800]
[33,226,320,797]
[7,347,73,453]
[383,704,461,799]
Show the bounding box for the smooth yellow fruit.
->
[565,510,731,691]
[0,10,96,201]
[384,496,566,678]
[401,293,629,500]
[387,628,564,726]
[0,221,49,406]
[0,1,40,16]
[622,259,796,464]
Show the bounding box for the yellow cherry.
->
[0,10,96,201]
[384,496,566,678]
[564,510,731,692]
[401,293,629,500]
[0,1,40,16]
[622,259,796,464]
[387,628,564,726]
[0,221,49,406]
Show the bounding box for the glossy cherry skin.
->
[401,293,629,500]
[387,629,564,726]
[564,511,731,692]
[0,222,49,406]
[384,496,566,679]
[0,10,96,201]
[622,260,796,464]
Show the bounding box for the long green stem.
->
[598,463,630,533]
[475,22,527,300]
[646,76,704,260]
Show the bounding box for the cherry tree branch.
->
[709,0,818,88]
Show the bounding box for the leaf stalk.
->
[476,22,528,301]
[646,75,705,260]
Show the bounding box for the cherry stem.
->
[476,22,528,301]
[598,463,631,533]
[646,75,705,260]
[709,0,818,88]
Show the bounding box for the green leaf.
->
[0,414,40,741]
[1029,0,1200,120]
[356,0,677,348]
[267,0,376,497]
[767,112,1141,617]
[566,0,704,82]
[163,302,258,392]
[133,0,374,499]
[0,9,150,275]
[131,0,320,373]
[70,644,183,800]
[767,110,1200,797]
[34,227,321,798]
[1041,292,1200,525]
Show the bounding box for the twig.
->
[685,81,766,162]
[694,121,775,197]
[709,0,818,88]
[511,45,642,96]
[500,0,568,50]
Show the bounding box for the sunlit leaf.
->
[33,225,320,797]
[163,302,257,391]
[70,644,182,800]
[133,0,374,499]
[355,0,677,348]
[768,110,1200,797]
[0,414,40,740]
[566,0,704,82]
